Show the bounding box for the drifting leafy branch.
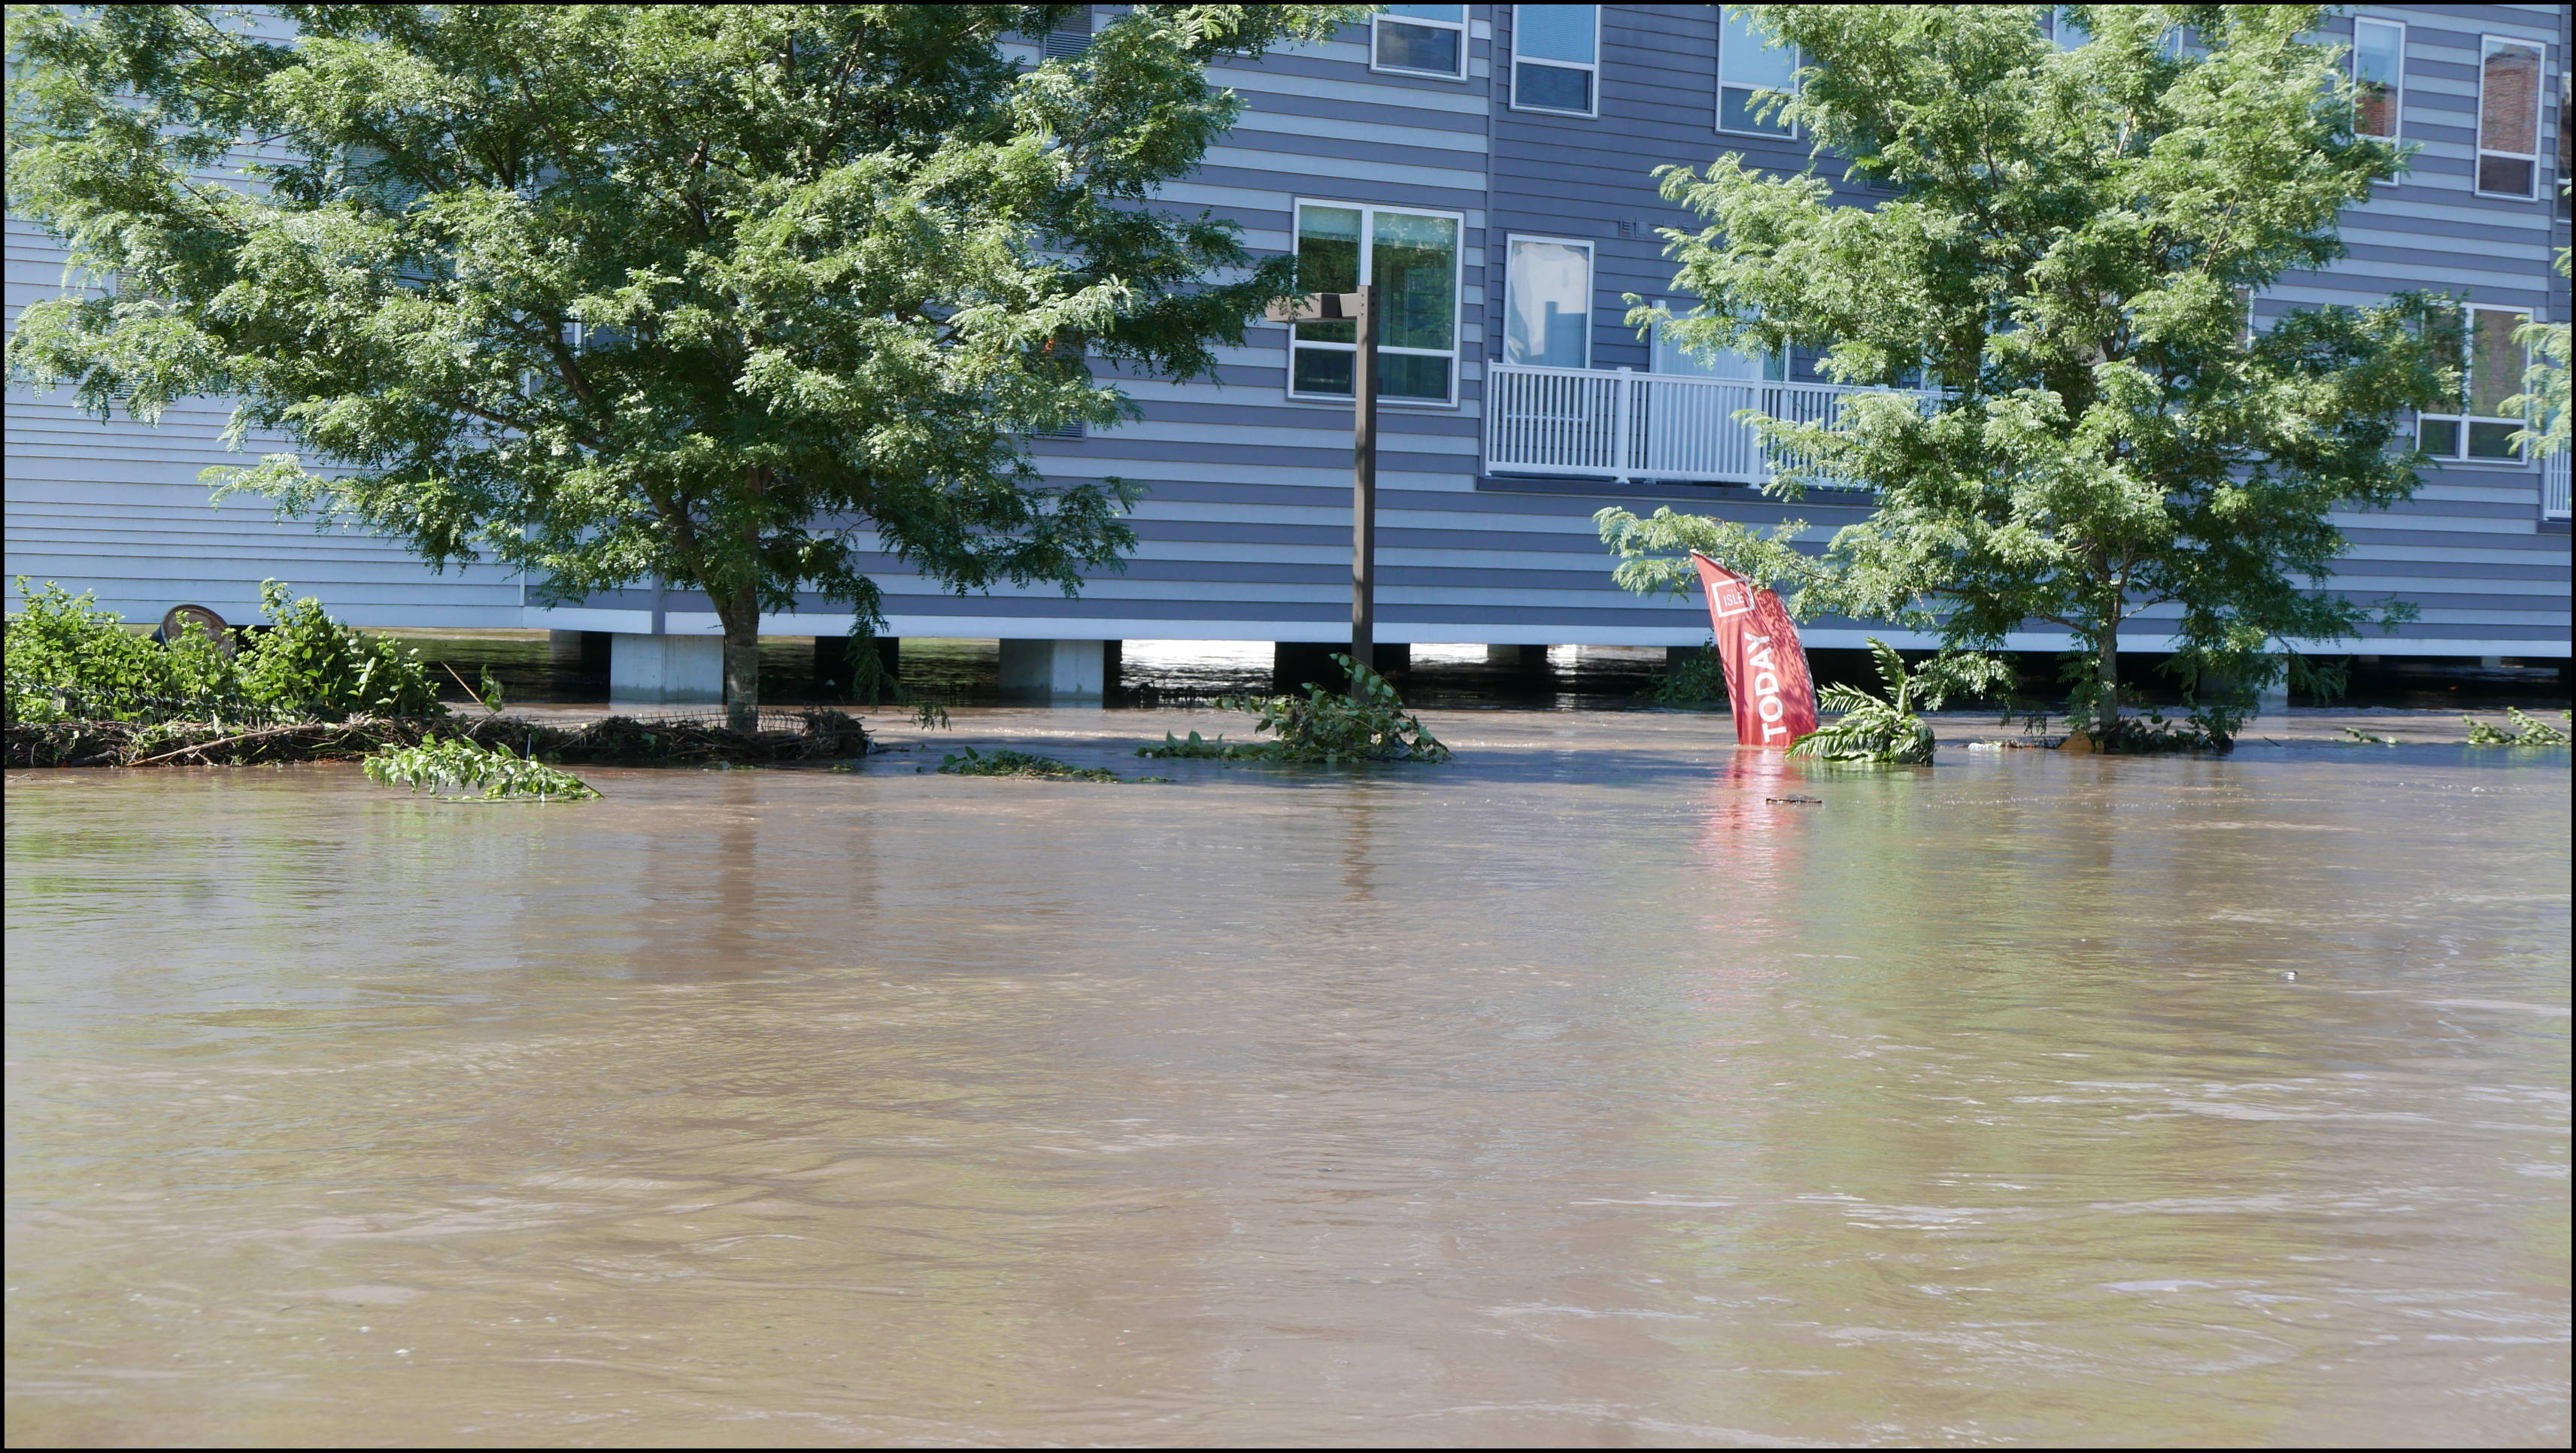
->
[2465,708,2571,747]
[364,734,598,800]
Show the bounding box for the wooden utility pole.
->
[1265,285,1382,677]
[1349,283,1378,672]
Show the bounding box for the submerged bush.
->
[1215,654,1449,763]
[1639,640,1730,706]
[1790,640,2005,765]
[365,734,597,800]
[1136,730,1270,760]
[938,745,1120,781]
[5,577,442,723]
[2465,707,2571,747]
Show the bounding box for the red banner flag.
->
[1690,552,1818,749]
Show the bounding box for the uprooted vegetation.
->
[9,708,870,769]
[5,579,870,769]
[2465,708,2572,747]
[365,735,599,801]
[938,746,1121,781]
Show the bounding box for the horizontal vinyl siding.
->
[8,5,2568,656]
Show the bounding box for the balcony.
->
[1483,362,1934,486]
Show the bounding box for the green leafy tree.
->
[5,3,1355,729]
[2504,234,2569,460]
[1602,5,2453,740]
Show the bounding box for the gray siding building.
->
[8,5,2568,692]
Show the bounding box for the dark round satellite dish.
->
[158,603,235,654]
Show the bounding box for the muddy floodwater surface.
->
[5,711,2568,1447]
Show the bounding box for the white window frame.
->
[1716,5,1799,140]
[1285,199,1467,408]
[1509,5,1601,119]
[2418,303,2536,466]
[2473,33,2544,201]
[1648,301,1786,381]
[1371,5,1469,82]
[2350,16,2405,143]
[1503,233,1596,369]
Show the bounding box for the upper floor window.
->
[1513,5,1599,117]
[1290,201,1461,404]
[2036,8,2082,50]
[1717,5,1796,138]
[2350,17,2403,142]
[1504,237,1594,368]
[1649,305,1785,380]
[1374,5,1467,80]
[2420,305,2533,462]
[2475,35,2543,199]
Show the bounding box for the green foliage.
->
[5,579,241,721]
[1136,730,1270,760]
[2339,725,2397,746]
[5,576,439,722]
[1788,639,2003,764]
[1616,5,2451,732]
[2504,237,2569,460]
[1637,639,1733,706]
[1215,654,1450,763]
[2464,708,2571,748]
[234,581,445,720]
[5,3,1362,726]
[938,745,1119,781]
[364,733,598,800]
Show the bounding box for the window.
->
[1041,5,1092,60]
[1649,303,1783,380]
[2475,35,2543,199]
[1513,5,1598,117]
[1373,5,1466,80]
[2419,305,2533,461]
[2350,17,2403,142]
[1289,202,1461,404]
[2037,8,2082,50]
[1717,5,1796,138]
[1504,238,1594,368]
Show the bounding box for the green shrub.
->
[5,579,244,721]
[235,581,444,720]
[364,734,597,799]
[1136,730,1270,760]
[2465,707,2571,747]
[1215,654,1449,763]
[6,577,445,723]
[938,745,1120,781]
[1640,641,1730,706]
[1789,640,2006,765]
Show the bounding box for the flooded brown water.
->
[6,711,2568,1447]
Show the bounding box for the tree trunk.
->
[2095,619,2119,730]
[717,587,760,733]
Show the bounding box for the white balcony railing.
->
[1483,362,1935,485]
[2545,447,2571,521]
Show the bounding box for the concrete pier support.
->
[609,633,724,704]
[999,639,1112,701]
